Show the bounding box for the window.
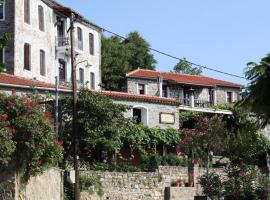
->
[0,48,4,64]
[133,108,142,123]
[162,85,169,97]
[138,84,145,95]
[79,68,84,84]
[227,92,233,103]
[24,0,30,24]
[59,59,66,81]
[77,27,83,50]
[40,50,45,76]
[24,43,31,70]
[90,72,95,90]
[0,1,5,20]
[89,33,94,55]
[38,5,44,31]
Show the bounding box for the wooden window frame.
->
[24,43,31,71]
[38,5,44,31]
[40,50,45,76]
[90,72,95,90]
[24,0,30,24]
[89,33,94,55]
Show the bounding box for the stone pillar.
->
[213,89,217,105]
[158,76,163,97]
[190,92,195,108]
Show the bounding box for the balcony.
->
[55,36,71,53]
[181,98,214,108]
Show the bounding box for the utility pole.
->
[70,12,80,200]
[55,76,59,138]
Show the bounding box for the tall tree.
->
[101,32,156,91]
[123,32,156,71]
[173,58,202,75]
[241,53,270,127]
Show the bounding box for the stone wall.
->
[80,166,225,200]
[0,168,63,200]
[113,99,179,129]
[127,78,159,96]
[216,86,240,104]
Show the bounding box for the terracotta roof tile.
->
[0,73,180,105]
[93,90,181,105]
[127,69,243,88]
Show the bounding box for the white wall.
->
[13,0,102,90]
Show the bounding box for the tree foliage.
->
[173,58,202,75]
[101,31,156,91]
[241,53,270,127]
[0,94,63,180]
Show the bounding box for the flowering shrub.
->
[0,93,63,180]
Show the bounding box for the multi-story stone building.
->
[0,0,102,90]
[127,69,243,113]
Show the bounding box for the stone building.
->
[127,69,243,113]
[0,0,102,90]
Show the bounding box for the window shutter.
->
[89,33,94,55]
[40,50,45,76]
[24,43,31,70]
[38,6,44,31]
[90,72,95,90]
[24,0,30,24]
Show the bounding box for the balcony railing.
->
[56,36,70,47]
[181,98,214,108]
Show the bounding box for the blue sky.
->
[58,0,270,85]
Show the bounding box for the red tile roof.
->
[127,69,243,88]
[0,73,70,89]
[0,73,180,105]
[94,90,181,105]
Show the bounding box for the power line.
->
[103,28,246,80]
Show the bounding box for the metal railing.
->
[56,36,70,47]
[181,98,214,108]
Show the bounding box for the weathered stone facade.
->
[127,77,242,107]
[113,99,179,129]
[0,168,63,200]
[80,166,225,200]
[0,0,102,90]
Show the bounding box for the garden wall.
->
[0,168,63,200]
[80,166,225,200]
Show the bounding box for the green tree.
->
[123,32,156,71]
[101,36,131,91]
[61,90,130,161]
[173,58,202,75]
[101,31,156,91]
[241,53,270,127]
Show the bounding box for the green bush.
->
[141,154,188,171]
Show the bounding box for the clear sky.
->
[58,0,270,85]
